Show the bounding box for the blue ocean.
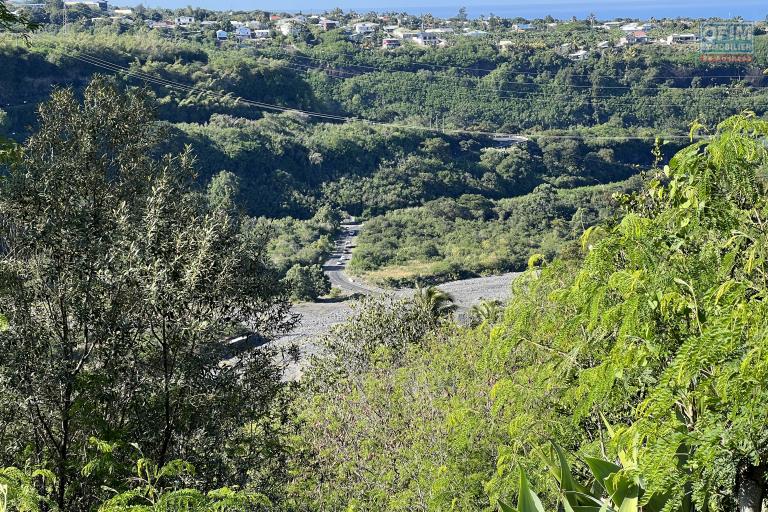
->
[145,0,768,20]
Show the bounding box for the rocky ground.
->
[271,271,519,381]
[270,222,520,380]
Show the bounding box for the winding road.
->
[272,222,520,380]
[321,222,383,296]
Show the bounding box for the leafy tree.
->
[207,169,241,217]
[282,264,331,302]
[0,2,38,43]
[487,114,768,511]
[0,77,295,510]
[0,466,54,512]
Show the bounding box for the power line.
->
[68,51,707,141]
[282,60,764,109]
[260,45,768,86]
[279,53,768,95]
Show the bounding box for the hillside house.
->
[414,32,440,46]
[353,22,378,34]
[63,0,107,11]
[498,40,514,53]
[665,33,697,45]
[569,49,589,61]
[277,19,303,36]
[620,22,642,32]
[174,16,194,26]
[252,29,271,39]
[512,23,537,32]
[601,21,622,30]
[235,26,251,40]
[151,20,175,30]
[216,29,228,41]
[619,30,649,46]
[319,19,339,30]
[463,29,489,38]
[393,27,420,39]
[381,38,401,49]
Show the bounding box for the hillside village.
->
[5,0,766,58]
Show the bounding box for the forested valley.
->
[3,4,768,511]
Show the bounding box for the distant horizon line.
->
[104,4,767,22]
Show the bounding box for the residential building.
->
[498,40,514,53]
[463,29,489,38]
[200,20,217,27]
[665,33,697,45]
[414,32,440,46]
[381,38,401,49]
[569,49,589,60]
[216,29,228,40]
[252,29,271,39]
[319,19,339,30]
[512,23,537,32]
[621,22,656,33]
[174,16,194,26]
[235,26,251,40]
[425,27,453,34]
[63,0,107,11]
[393,27,420,39]
[353,22,378,34]
[601,21,622,30]
[277,18,303,36]
[620,23,642,32]
[151,20,175,30]
[620,30,649,45]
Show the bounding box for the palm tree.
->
[469,299,503,327]
[413,284,457,322]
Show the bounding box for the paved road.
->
[270,222,521,380]
[322,223,383,296]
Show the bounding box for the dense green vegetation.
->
[4,9,768,510]
[3,18,766,280]
[0,79,296,510]
[292,113,768,511]
[349,179,637,285]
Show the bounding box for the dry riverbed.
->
[271,271,519,381]
[269,222,520,380]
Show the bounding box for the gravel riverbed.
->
[271,271,520,380]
